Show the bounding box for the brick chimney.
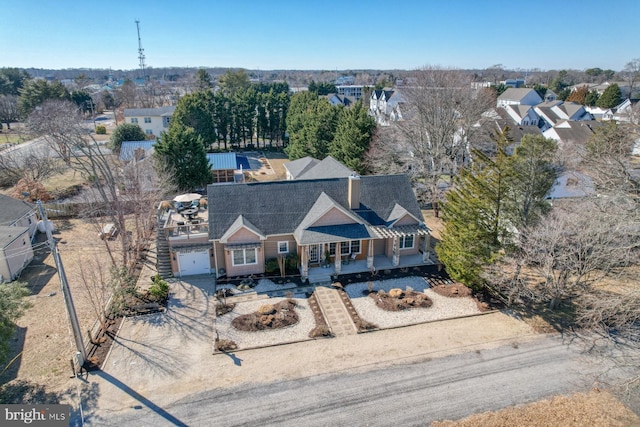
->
[348,174,360,209]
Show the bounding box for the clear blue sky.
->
[2,0,638,71]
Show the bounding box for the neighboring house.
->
[284,156,355,180]
[543,120,601,145]
[156,173,433,281]
[370,89,404,125]
[502,104,540,127]
[605,98,640,124]
[336,85,363,100]
[501,78,525,88]
[496,88,543,108]
[534,101,592,131]
[479,108,542,154]
[207,152,239,183]
[0,226,33,283]
[123,106,176,139]
[547,170,595,200]
[0,194,37,240]
[326,93,354,107]
[119,140,156,162]
[543,89,558,103]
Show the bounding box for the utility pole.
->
[37,201,87,367]
[135,19,147,82]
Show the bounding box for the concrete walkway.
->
[313,286,357,336]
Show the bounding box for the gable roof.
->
[119,140,156,161]
[295,156,356,180]
[284,157,319,179]
[543,120,601,144]
[498,88,542,103]
[123,105,176,117]
[207,175,424,241]
[0,194,34,225]
[284,156,355,180]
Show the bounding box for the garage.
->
[177,248,211,276]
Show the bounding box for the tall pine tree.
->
[330,101,376,174]
[154,124,211,191]
[436,128,514,289]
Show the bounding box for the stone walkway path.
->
[313,286,357,336]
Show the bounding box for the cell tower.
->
[135,19,146,81]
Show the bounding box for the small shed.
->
[0,226,33,283]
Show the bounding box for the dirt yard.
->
[0,218,114,401]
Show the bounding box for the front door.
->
[309,244,321,264]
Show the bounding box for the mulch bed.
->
[83,316,123,371]
[336,289,378,332]
[430,283,472,298]
[308,292,332,337]
[231,299,299,331]
[369,288,433,311]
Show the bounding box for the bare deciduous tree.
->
[26,99,174,271]
[386,67,494,214]
[0,144,62,187]
[485,200,639,310]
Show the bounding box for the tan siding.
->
[312,208,357,227]
[264,235,295,259]
[227,227,262,243]
[373,239,386,256]
[225,246,264,277]
[395,214,419,226]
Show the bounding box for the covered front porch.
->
[306,253,434,284]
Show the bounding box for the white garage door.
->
[177,249,210,276]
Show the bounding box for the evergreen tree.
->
[154,124,211,191]
[194,68,213,92]
[109,123,147,153]
[0,282,30,364]
[436,129,513,289]
[171,91,216,148]
[18,79,69,117]
[504,134,557,234]
[596,83,622,109]
[285,92,338,160]
[329,101,376,174]
[584,90,600,107]
[436,129,558,289]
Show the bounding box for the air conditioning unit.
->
[218,268,226,277]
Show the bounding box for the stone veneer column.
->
[392,236,400,266]
[367,240,374,269]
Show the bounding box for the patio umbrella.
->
[173,193,202,203]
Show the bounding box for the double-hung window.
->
[278,241,289,254]
[399,235,414,249]
[232,248,257,266]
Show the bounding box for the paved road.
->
[85,335,602,427]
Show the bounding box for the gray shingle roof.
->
[293,156,356,180]
[0,194,34,225]
[284,157,319,179]
[207,175,423,241]
[123,106,176,117]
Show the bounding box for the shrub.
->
[286,252,299,271]
[95,125,107,134]
[309,326,332,338]
[149,274,169,301]
[265,258,279,274]
[215,339,237,352]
